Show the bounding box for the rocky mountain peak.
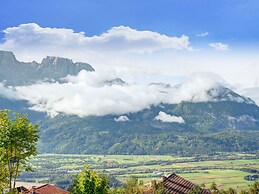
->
[103,78,126,86]
[0,50,95,85]
[0,50,17,63]
[41,56,73,66]
[209,87,255,104]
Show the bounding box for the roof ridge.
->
[163,173,211,194]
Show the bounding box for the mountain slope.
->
[37,100,259,155]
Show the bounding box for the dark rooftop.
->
[163,173,211,194]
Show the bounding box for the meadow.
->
[19,153,259,190]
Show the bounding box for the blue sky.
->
[1,0,259,45]
[1,0,259,113]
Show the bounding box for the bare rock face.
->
[0,50,94,86]
[0,50,17,63]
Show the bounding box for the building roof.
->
[16,182,46,189]
[163,173,211,194]
[23,184,68,194]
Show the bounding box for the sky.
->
[1,0,259,116]
[1,0,259,44]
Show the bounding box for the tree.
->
[150,180,164,194]
[0,110,39,192]
[0,151,8,193]
[69,165,109,194]
[248,182,259,194]
[122,176,139,194]
[210,181,219,194]
[114,177,164,194]
[188,186,202,194]
[225,188,237,194]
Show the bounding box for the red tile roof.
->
[163,173,211,194]
[23,184,68,194]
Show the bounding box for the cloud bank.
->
[0,71,232,117]
[0,83,18,100]
[0,23,191,63]
[154,111,185,123]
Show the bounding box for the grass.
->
[179,170,252,190]
[19,153,259,190]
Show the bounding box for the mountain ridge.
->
[0,50,94,86]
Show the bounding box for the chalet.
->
[163,173,211,194]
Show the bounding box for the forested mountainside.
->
[37,101,259,155]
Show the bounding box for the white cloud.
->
[13,71,167,117]
[239,87,259,105]
[0,70,257,117]
[5,71,231,117]
[0,83,18,100]
[0,23,191,63]
[209,42,229,51]
[154,111,185,123]
[197,32,209,37]
[167,72,227,103]
[114,115,130,122]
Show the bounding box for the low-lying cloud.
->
[239,87,259,105]
[154,111,185,123]
[0,83,18,100]
[0,71,232,117]
[114,116,130,122]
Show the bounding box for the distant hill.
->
[0,50,94,85]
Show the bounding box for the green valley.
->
[19,152,259,191]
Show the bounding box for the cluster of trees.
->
[69,166,164,194]
[0,110,39,193]
[69,165,109,194]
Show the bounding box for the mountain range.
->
[0,50,258,155]
[0,50,94,86]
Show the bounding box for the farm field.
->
[19,153,259,190]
